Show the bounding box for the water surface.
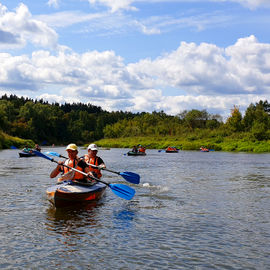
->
[0,147,269,269]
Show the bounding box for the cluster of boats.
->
[127,145,214,155]
[128,146,180,155]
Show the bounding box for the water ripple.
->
[0,149,270,269]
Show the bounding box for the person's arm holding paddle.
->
[50,162,64,178]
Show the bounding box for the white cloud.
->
[0,36,269,116]
[86,0,270,12]
[127,35,270,96]
[33,3,246,39]
[36,11,105,28]
[47,0,60,9]
[231,0,270,9]
[88,0,137,12]
[0,3,58,49]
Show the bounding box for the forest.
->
[0,94,269,152]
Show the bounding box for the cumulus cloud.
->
[127,35,270,96]
[0,3,58,49]
[0,36,269,116]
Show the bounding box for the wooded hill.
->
[0,94,136,146]
[0,94,269,151]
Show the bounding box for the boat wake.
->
[142,182,169,192]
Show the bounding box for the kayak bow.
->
[46,180,107,208]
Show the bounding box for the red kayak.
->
[165,147,179,153]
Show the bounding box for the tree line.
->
[0,94,136,145]
[103,101,270,141]
[0,94,269,146]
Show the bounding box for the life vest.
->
[63,158,85,180]
[138,147,145,153]
[84,155,102,179]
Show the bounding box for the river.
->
[0,147,269,269]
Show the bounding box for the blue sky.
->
[0,0,270,119]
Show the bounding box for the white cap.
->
[87,143,98,151]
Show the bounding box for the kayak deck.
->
[47,181,107,208]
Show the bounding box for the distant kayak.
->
[19,151,36,157]
[127,151,146,156]
[46,180,107,208]
[166,149,179,153]
[165,147,179,153]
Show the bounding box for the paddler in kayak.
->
[83,144,106,179]
[50,143,93,183]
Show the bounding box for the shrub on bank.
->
[0,131,35,150]
[94,136,270,153]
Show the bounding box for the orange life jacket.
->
[63,158,85,180]
[138,147,145,153]
[84,155,102,179]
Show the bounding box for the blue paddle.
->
[45,151,140,184]
[34,150,135,200]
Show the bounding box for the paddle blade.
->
[33,150,53,161]
[119,172,140,184]
[45,151,61,157]
[109,183,135,200]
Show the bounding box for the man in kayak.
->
[84,143,106,179]
[35,144,41,152]
[131,145,138,153]
[50,143,93,182]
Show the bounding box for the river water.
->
[0,147,269,269]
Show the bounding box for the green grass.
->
[0,131,35,150]
[94,136,270,153]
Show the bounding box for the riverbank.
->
[0,131,35,150]
[94,136,270,153]
[1,132,269,153]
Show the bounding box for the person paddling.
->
[84,144,106,179]
[50,143,93,183]
[131,145,138,153]
[138,145,146,153]
[35,144,41,152]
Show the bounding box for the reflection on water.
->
[46,202,103,231]
[45,202,106,251]
[113,207,136,229]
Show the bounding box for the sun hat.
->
[66,143,78,151]
[87,143,98,151]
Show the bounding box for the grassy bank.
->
[94,136,270,153]
[0,131,35,150]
